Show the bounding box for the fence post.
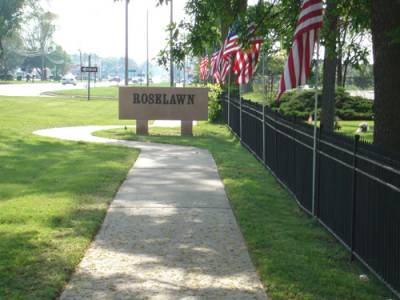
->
[228,95,231,127]
[240,97,243,140]
[350,134,360,261]
[293,116,297,194]
[274,111,278,172]
[315,125,323,217]
[262,105,266,163]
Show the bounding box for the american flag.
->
[199,56,209,81]
[277,0,324,100]
[210,50,222,82]
[222,27,240,58]
[220,57,232,84]
[233,37,263,85]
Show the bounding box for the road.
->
[0,81,116,97]
[348,90,374,100]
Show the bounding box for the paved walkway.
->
[34,126,267,300]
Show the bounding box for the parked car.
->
[61,75,77,85]
[109,76,121,83]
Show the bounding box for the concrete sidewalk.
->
[34,126,267,300]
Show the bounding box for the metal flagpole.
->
[124,0,129,86]
[169,0,174,87]
[239,83,242,140]
[146,9,149,87]
[262,50,266,162]
[183,55,186,87]
[262,49,266,101]
[312,32,321,216]
[228,70,231,126]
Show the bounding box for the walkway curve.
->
[34,126,267,300]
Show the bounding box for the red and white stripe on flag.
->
[210,50,222,82]
[277,0,324,100]
[199,56,209,81]
[220,57,232,84]
[233,40,262,85]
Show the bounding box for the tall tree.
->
[23,10,57,80]
[336,0,371,88]
[336,30,370,87]
[0,0,26,75]
[371,0,400,153]
[156,0,248,67]
[320,0,339,132]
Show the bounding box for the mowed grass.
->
[95,125,391,300]
[338,120,374,143]
[54,82,171,98]
[0,96,138,299]
[54,86,119,98]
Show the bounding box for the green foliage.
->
[206,83,223,122]
[156,0,248,69]
[0,74,14,80]
[0,0,27,73]
[268,88,373,120]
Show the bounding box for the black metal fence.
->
[221,95,400,297]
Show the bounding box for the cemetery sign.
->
[119,87,208,120]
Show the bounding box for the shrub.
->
[266,88,373,120]
[207,83,223,123]
[0,74,14,81]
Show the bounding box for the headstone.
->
[356,122,369,133]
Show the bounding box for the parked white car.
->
[61,75,77,85]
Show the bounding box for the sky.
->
[41,0,260,63]
[40,0,183,63]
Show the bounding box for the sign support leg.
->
[136,120,149,135]
[181,120,193,136]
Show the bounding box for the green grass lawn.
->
[53,86,119,98]
[0,96,138,299]
[338,120,374,143]
[243,92,374,142]
[53,82,171,98]
[94,125,391,300]
[0,80,53,85]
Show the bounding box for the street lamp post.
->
[79,49,83,82]
[169,0,174,87]
[146,9,149,87]
[125,0,129,86]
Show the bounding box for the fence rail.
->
[221,95,400,298]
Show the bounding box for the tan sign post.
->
[119,87,208,135]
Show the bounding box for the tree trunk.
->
[0,38,4,74]
[321,0,338,132]
[337,56,343,87]
[342,62,348,88]
[372,0,400,153]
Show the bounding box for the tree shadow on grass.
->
[0,134,138,299]
[0,134,137,202]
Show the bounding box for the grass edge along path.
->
[0,96,139,300]
[95,124,391,300]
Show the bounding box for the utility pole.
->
[79,49,83,82]
[88,55,91,101]
[41,45,47,81]
[146,9,149,87]
[169,0,174,87]
[183,55,186,87]
[124,0,129,86]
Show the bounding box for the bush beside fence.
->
[221,95,400,297]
